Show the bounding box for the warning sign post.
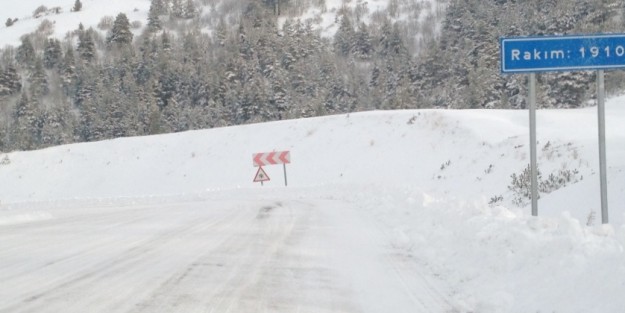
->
[253,166,270,186]
[252,151,290,186]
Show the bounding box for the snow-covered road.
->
[0,193,453,313]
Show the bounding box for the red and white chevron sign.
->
[253,151,291,167]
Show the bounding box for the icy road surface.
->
[0,192,453,313]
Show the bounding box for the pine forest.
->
[1,0,625,151]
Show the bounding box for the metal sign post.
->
[501,34,625,223]
[597,70,609,223]
[529,73,538,216]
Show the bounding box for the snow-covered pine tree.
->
[11,92,41,150]
[77,26,97,62]
[108,13,133,46]
[334,15,354,57]
[183,0,197,19]
[16,37,36,68]
[72,0,82,12]
[171,0,184,19]
[147,1,162,31]
[352,22,372,60]
[43,38,63,69]
[59,45,76,95]
[0,65,22,96]
[29,58,49,97]
[40,101,74,147]
[78,95,104,142]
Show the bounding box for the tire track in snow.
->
[0,202,240,313]
[127,204,254,313]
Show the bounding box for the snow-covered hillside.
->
[1,96,625,312]
[1,0,446,51]
[1,0,150,47]
[286,0,446,43]
[1,1,623,312]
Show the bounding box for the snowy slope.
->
[307,0,445,38]
[1,96,625,312]
[1,95,624,223]
[1,0,150,47]
[1,0,445,52]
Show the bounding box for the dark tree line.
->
[411,0,625,109]
[0,0,624,152]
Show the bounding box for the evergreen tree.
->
[334,15,354,56]
[60,45,76,95]
[0,65,22,96]
[184,0,198,19]
[171,0,184,19]
[29,58,49,97]
[162,96,185,132]
[378,21,409,62]
[78,96,104,141]
[43,38,63,69]
[353,23,372,60]
[0,123,7,152]
[237,74,267,123]
[147,1,162,31]
[108,13,133,46]
[72,0,82,12]
[0,65,7,95]
[16,37,36,68]
[12,92,41,150]
[150,0,167,15]
[77,26,97,62]
[40,102,74,147]
[146,97,163,134]
[102,92,128,138]
[161,31,172,53]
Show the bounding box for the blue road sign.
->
[501,34,625,73]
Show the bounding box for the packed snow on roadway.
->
[1,96,625,312]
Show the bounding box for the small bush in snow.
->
[508,165,536,206]
[539,168,581,194]
[489,195,503,206]
[98,16,114,30]
[72,0,82,12]
[33,5,49,18]
[5,18,16,27]
[36,19,55,36]
[1,155,10,165]
[131,20,142,29]
[586,211,596,226]
[508,165,582,206]
[484,164,494,174]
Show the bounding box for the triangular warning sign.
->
[253,166,270,182]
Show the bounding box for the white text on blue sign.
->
[501,34,625,73]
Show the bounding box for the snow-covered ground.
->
[1,0,151,47]
[2,0,445,53]
[283,0,446,50]
[1,96,625,312]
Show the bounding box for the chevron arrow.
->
[253,151,290,167]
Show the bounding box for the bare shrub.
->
[5,18,17,27]
[509,165,582,206]
[36,19,55,36]
[97,16,114,30]
[33,5,49,18]
[131,20,142,29]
